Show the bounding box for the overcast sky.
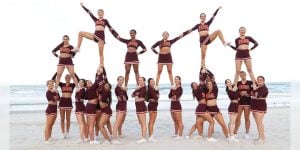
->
[0,0,298,85]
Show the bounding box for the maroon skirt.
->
[228,102,239,113]
[124,52,139,64]
[235,49,251,60]
[195,103,207,115]
[207,105,220,114]
[251,99,267,113]
[75,102,85,114]
[58,57,73,66]
[200,35,211,45]
[170,101,182,112]
[239,96,251,106]
[135,101,147,114]
[85,103,97,116]
[96,103,101,113]
[101,106,112,116]
[148,101,158,112]
[59,97,73,109]
[94,30,105,43]
[158,53,173,64]
[45,104,58,115]
[116,101,127,113]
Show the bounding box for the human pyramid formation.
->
[44,2,269,146]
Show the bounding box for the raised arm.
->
[137,40,147,55]
[248,36,258,50]
[52,43,63,57]
[75,73,80,82]
[51,72,57,81]
[80,3,97,22]
[151,41,160,54]
[169,29,192,44]
[104,19,119,38]
[206,7,221,26]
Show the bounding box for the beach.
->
[10,107,289,150]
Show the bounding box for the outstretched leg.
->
[209,30,226,45]
[76,31,94,49]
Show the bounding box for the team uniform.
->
[227,89,240,113]
[168,86,183,112]
[147,86,159,112]
[99,89,112,116]
[45,90,60,115]
[75,88,86,114]
[132,86,147,114]
[237,80,253,107]
[52,44,76,66]
[190,8,220,45]
[115,85,128,113]
[81,5,118,43]
[250,85,269,113]
[229,36,258,60]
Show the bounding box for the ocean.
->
[9,82,290,112]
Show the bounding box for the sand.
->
[10,107,289,150]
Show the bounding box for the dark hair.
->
[191,82,197,99]
[140,77,146,81]
[117,76,124,81]
[239,26,246,31]
[57,35,70,48]
[225,79,230,94]
[148,78,154,85]
[175,76,181,85]
[130,29,137,34]
[200,13,206,17]
[257,76,265,82]
[79,79,87,87]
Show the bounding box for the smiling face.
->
[138,77,145,86]
[130,30,136,39]
[62,35,69,45]
[174,76,181,85]
[79,79,85,88]
[239,27,246,36]
[200,13,206,22]
[47,80,54,90]
[149,78,155,87]
[86,80,93,88]
[191,82,198,90]
[65,74,71,83]
[162,31,169,40]
[257,76,265,86]
[104,83,111,91]
[117,76,124,86]
[98,9,104,18]
[225,79,232,88]
[206,81,213,90]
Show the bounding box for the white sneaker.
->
[112,140,122,145]
[45,141,51,144]
[63,133,67,139]
[95,135,99,140]
[84,138,89,142]
[118,134,125,138]
[230,136,240,142]
[65,132,70,138]
[90,140,100,145]
[101,140,111,145]
[186,136,191,139]
[71,47,80,52]
[244,134,250,140]
[148,136,157,142]
[48,137,56,141]
[207,137,218,142]
[175,136,183,140]
[193,135,203,140]
[136,138,147,144]
[172,134,178,138]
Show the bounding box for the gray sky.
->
[1,0,297,85]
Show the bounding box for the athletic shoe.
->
[193,135,203,140]
[207,137,218,142]
[112,140,122,145]
[136,138,147,144]
[90,140,100,145]
[230,136,240,142]
[148,136,157,142]
[244,134,250,140]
